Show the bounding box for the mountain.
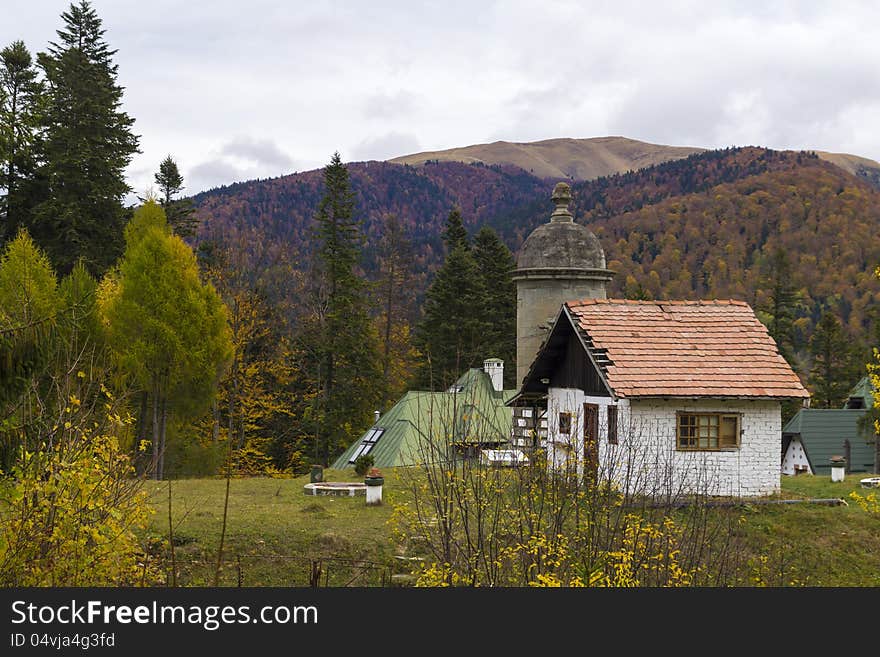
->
[389,136,703,181]
[192,160,552,293]
[488,147,880,367]
[389,136,880,190]
[814,151,880,188]
[192,143,880,387]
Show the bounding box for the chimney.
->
[374,410,381,424]
[483,358,504,393]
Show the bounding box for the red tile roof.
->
[565,299,810,399]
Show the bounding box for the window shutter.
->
[607,406,618,445]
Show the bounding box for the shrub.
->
[353,453,375,476]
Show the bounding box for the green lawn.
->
[142,469,403,586]
[141,470,880,586]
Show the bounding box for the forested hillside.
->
[194,160,551,281]
[496,148,879,387]
[194,146,880,394]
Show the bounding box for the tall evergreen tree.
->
[154,154,197,238]
[0,41,44,242]
[443,206,468,252]
[758,247,799,362]
[155,155,183,203]
[308,152,381,465]
[414,208,490,389]
[809,309,854,408]
[32,1,139,275]
[473,226,516,386]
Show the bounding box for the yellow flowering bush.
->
[0,372,159,586]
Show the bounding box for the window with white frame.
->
[348,427,385,463]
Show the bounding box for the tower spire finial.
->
[550,182,573,222]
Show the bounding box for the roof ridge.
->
[568,298,750,308]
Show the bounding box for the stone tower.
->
[512,182,614,384]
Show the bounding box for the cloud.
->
[187,159,250,194]
[350,132,421,161]
[362,91,419,119]
[181,136,301,193]
[8,1,880,196]
[220,137,295,170]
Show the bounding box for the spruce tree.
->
[473,226,516,387]
[32,1,139,275]
[759,247,799,362]
[443,206,468,251]
[0,41,44,242]
[414,209,490,389]
[154,155,197,238]
[309,152,381,464]
[809,309,854,408]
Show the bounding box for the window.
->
[607,406,618,445]
[558,412,572,435]
[348,427,385,463]
[676,413,740,450]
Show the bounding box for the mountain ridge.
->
[388,135,880,189]
[192,144,880,389]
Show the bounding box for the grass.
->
[737,473,880,586]
[140,470,880,587]
[141,468,403,586]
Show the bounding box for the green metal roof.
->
[783,408,874,473]
[846,376,875,409]
[331,368,516,469]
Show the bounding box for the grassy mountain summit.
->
[390,135,880,190]
[390,136,704,181]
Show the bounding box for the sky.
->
[5,0,880,198]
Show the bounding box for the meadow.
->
[141,470,880,587]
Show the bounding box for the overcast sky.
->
[5,1,880,197]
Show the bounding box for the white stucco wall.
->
[547,388,782,497]
[782,437,812,476]
[545,387,615,475]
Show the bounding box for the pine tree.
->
[0,41,44,242]
[473,226,516,386]
[154,155,197,238]
[443,206,468,251]
[809,309,854,408]
[414,240,490,390]
[758,247,799,362]
[308,152,381,465]
[32,1,139,275]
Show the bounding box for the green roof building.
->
[331,361,516,469]
[782,377,877,475]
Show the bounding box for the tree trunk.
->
[135,390,149,473]
[158,394,168,480]
[136,391,149,443]
[6,86,17,231]
[382,260,395,406]
[151,384,160,480]
[212,398,220,443]
[229,297,239,448]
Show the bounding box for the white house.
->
[509,298,810,497]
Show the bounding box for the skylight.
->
[348,427,386,463]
